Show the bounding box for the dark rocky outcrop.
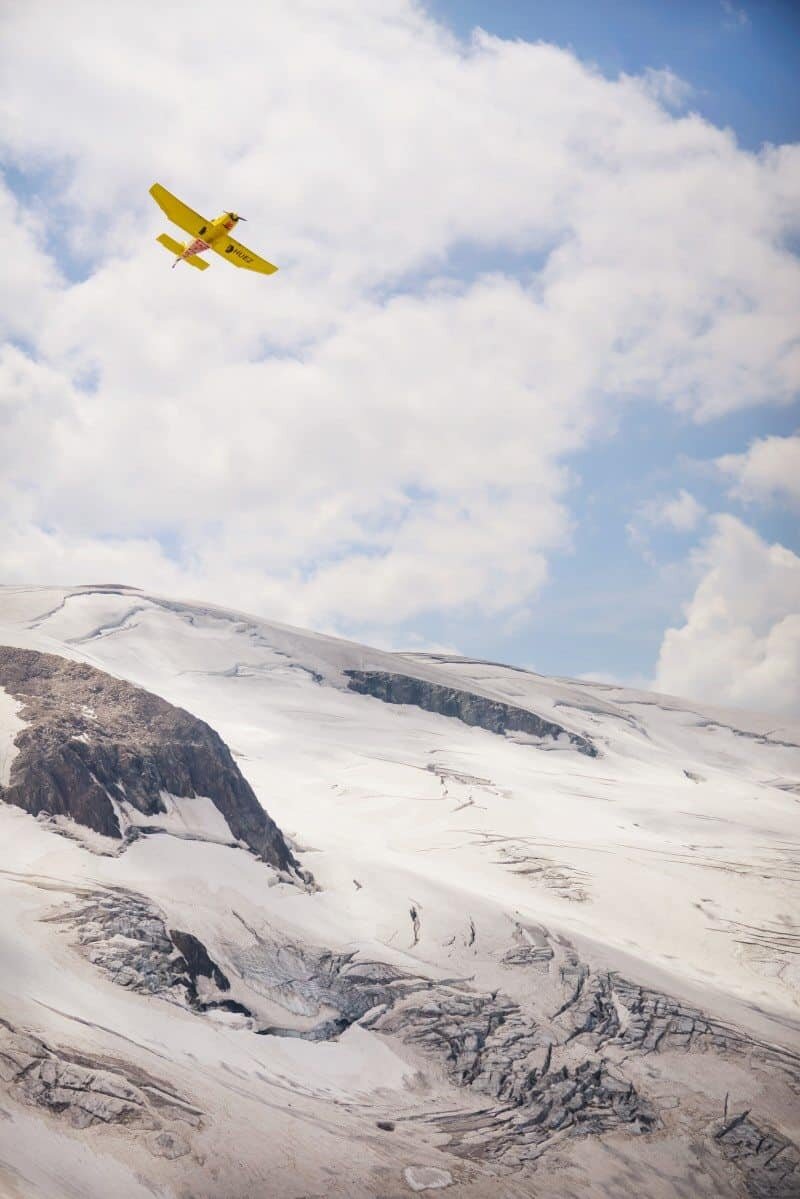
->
[0,645,298,873]
[714,1111,800,1198]
[0,1016,201,1143]
[553,964,800,1080]
[169,929,231,995]
[367,982,658,1162]
[55,887,247,1016]
[344,670,596,756]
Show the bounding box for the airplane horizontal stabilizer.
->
[156,233,209,271]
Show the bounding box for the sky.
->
[0,0,798,714]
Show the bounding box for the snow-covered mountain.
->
[0,584,798,1198]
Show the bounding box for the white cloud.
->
[627,490,705,563]
[655,516,800,715]
[716,433,800,506]
[721,1,750,32]
[648,490,707,532]
[0,184,63,342]
[0,277,578,628]
[0,1,798,638]
[659,491,706,531]
[639,68,693,111]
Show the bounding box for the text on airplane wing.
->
[212,234,278,274]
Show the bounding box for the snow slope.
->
[0,686,23,787]
[0,583,798,1198]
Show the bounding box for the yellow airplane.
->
[149,183,278,274]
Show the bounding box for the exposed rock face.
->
[54,888,242,1014]
[51,879,800,1196]
[553,964,800,1079]
[232,926,800,1188]
[169,930,231,995]
[367,981,657,1164]
[0,1017,201,1142]
[0,645,297,873]
[345,670,597,756]
[714,1111,800,1199]
[225,919,800,1186]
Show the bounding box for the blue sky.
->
[0,0,798,711]
[434,0,800,150]
[421,0,800,681]
[386,396,799,681]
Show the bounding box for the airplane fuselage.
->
[177,212,240,263]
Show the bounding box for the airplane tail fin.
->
[156,233,209,271]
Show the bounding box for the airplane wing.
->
[149,183,211,238]
[212,234,278,275]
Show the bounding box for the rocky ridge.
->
[345,670,597,756]
[0,1017,200,1159]
[0,646,298,874]
[51,887,243,1016]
